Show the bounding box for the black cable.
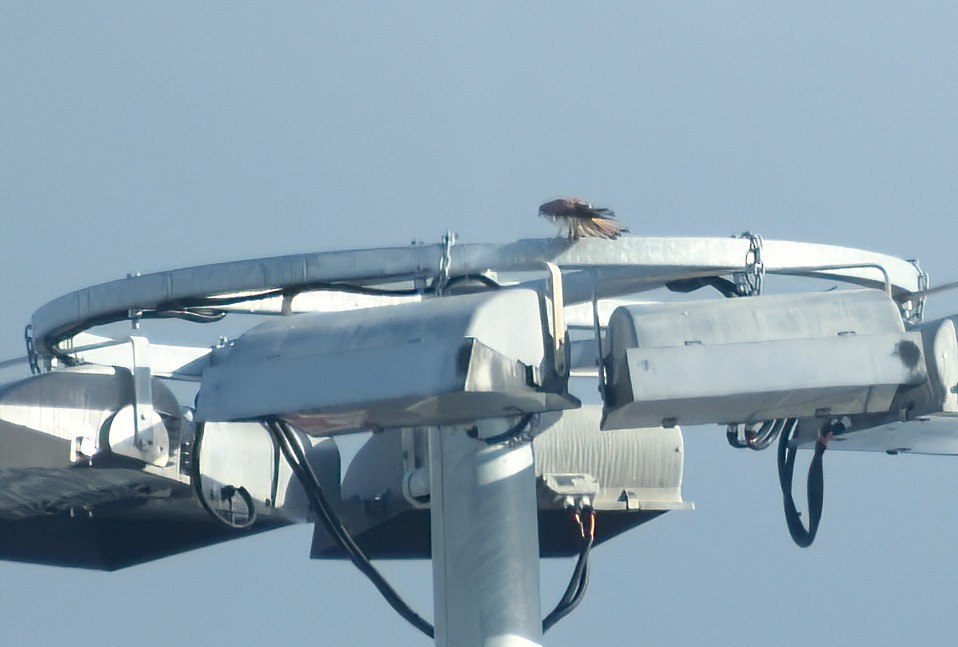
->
[557,555,590,627]
[748,418,786,451]
[41,274,504,360]
[543,508,595,633]
[443,273,502,291]
[149,309,228,324]
[271,274,498,298]
[471,414,535,445]
[190,422,257,529]
[265,419,435,639]
[726,419,786,451]
[265,416,589,637]
[777,418,826,548]
[666,276,741,298]
[166,275,500,320]
[557,535,590,611]
[726,425,750,449]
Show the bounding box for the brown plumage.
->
[538,197,629,240]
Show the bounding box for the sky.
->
[1,2,957,645]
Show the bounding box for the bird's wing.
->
[571,200,616,220]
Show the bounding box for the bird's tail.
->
[581,217,629,239]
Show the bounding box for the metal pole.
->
[429,425,543,647]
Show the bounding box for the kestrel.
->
[538,197,628,240]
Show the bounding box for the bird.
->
[538,197,629,240]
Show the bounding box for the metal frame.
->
[29,236,924,361]
[10,233,937,646]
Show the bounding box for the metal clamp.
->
[734,231,765,296]
[905,258,928,324]
[24,325,40,376]
[435,230,457,296]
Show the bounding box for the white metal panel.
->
[603,290,926,429]
[793,416,958,456]
[199,421,279,506]
[195,289,576,433]
[606,289,905,352]
[916,316,958,414]
[786,314,958,456]
[604,333,925,429]
[0,366,128,446]
[533,407,690,511]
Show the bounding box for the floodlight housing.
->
[196,289,579,434]
[602,290,927,429]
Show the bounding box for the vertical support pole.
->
[128,336,168,467]
[130,336,155,452]
[429,424,543,647]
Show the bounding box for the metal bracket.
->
[129,336,168,466]
[104,338,169,467]
[776,262,892,296]
[401,428,431,508]
[591,278,606,394]
[130,336,155,451]
[539,473,599,510]
[617,489,640,511]
[542,261,567,376]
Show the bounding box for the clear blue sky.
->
[1,3,957,645]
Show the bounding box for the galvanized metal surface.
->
[603,290,927,428]
[8,229,958,625]
[30,236,924,357]
[787,313,958,455]
[609,334,925,428]
[196,289,578,434]
[793,416,958,455]
[429,425,543,647]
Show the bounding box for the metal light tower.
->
[1,234,955,645]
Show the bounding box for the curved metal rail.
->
[30,236,924,358]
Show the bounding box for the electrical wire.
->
[726,418,786,451]
[777,418,826,548]
[264,418,435,639]
[747,418,786,451]
[472,414,535,445]
[164,273,501,312]
[41,274,502,362]
[666,276,741,298]
[267,416,594,638]
[149,309,228,324]
[543,507,596,633]
[190,422,257,529]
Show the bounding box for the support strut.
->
[430,424,544,647]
